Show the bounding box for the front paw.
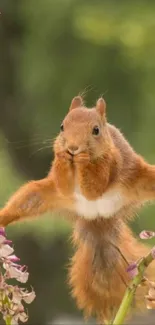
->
[73,152,90,165]
[56,151,73,162]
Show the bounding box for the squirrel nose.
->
[67,145,79,155]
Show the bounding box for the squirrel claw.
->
[57,151,73,162]
[73,152,90,164]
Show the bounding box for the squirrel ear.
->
[96,98,106,120]
[69,96,83,111]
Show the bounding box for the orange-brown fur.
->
[69,218,154,323]
[0,96,155,323]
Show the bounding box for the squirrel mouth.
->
[67,150,74,159]
[67,149,75,157]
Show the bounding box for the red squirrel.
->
[0,96,155,323]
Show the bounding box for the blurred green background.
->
[1,0,155,324]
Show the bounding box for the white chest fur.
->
[74,186,126,219]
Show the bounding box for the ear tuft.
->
[69,96,83,111]
[96,98,106,120]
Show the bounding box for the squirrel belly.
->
[74,185,128,219]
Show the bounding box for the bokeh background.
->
[1,0,155,324]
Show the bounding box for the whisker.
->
[5,137,53,150]
[108,240,129,266]
[116,269,128,288]
[103,239,129,287]
[7,140,52,150]
[5,134,49,144]
[29,145,52,158]
[99,89,109,98]
[78,85,96,103]
[51,137,57,145]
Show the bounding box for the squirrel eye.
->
[92,126,100,136]
[60,124,64,132]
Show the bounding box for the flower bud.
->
[127,262,138,278]
[139,230,155,240]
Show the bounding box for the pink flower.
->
[0,228,13,258]
[0,234,6,244]
[22,290,36,304]
[151,246,155,259]
[0,244,14,258]
[0,228,6,237]
[17,312,28,323]
[139,230,155,240]
[4,304,28,324]
[7,255,20,263]
[0,228,35,324]
[11,287,35,305]
[4,264,29,283]
[127,262,138,278]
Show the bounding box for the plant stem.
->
[5,316,11,325]
[112,251,154,325]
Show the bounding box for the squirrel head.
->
[54,96,113,159]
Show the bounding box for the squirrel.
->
[0,96,155,323]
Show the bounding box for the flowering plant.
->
[0,228,35,325]
[111,230,155,325]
